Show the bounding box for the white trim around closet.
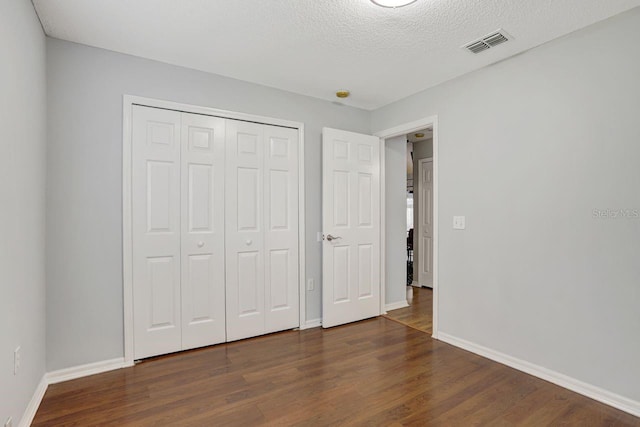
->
[122,95,306,365]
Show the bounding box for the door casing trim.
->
[374,116,439,338]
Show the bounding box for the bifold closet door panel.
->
[264,125,299,333]
[132,106,182,359]
[180,113,227,350]
[225,121,266,341]
[225,121,300,341]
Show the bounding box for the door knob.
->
[197,241,204,248]
[245,239,252,246]
[326,234,342,242]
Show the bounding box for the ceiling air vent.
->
[466,40,490,54]
[463,29,511,54]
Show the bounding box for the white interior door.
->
[180,113,226,349]
[225,121,300,341]
[132,106,182,359]
[322,127,380,328]
[418,158,433,288]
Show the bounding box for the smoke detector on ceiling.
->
[463,29,511,54]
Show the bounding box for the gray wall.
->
[411,138,433,285]
[372,8,640,402]
[384,136,408,306]
[45,38,370,370]
[0,1,47,424]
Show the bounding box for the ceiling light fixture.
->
[370,0,417,8]
[336,90,350,98]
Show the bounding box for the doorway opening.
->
[376,117,438,338]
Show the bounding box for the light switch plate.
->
[453,216,466,230]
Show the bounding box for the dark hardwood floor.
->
[33,317,639,426]
[385,285,433,335]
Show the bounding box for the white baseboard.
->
[300,318,322,329]
[437,332,640,418]
[46,357,131,385]
[385,300,409,312]
[18,375,48,427]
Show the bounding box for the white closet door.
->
[132,106,182,359]
[132,105,300,355]
[225,121,299,341]
[180,113,226,349]
[225,121,266,341]
[263,125,299,333]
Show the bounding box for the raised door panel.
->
[357,244,373,299]
[268,249,289,310]
[146,161,174,232]
[269,170,289,230]
[187,164,213,232]
[180,113,226,349]
[333,171,350,228]
[422,236,432,276]
[358,173,373,228]
[132,105,182,359]
[332,245,350,303]
[147,256,179,329]
[185,254,214,319]
[238,251,261,316]
[237,167,260,231]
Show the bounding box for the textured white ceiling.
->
[33,0,640,110]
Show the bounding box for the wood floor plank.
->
[33,317,640,426]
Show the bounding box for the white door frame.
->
[122,95,306,364]
[374,116,439,339]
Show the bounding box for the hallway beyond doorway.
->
[384,286,432,335]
